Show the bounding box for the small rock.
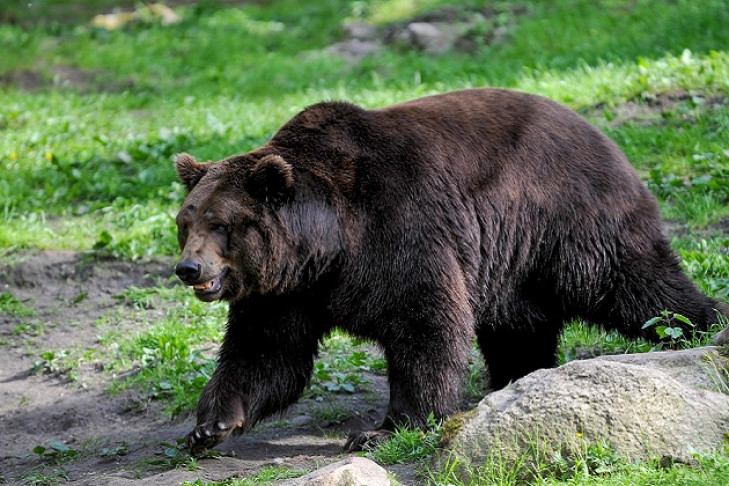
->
[713,326,729,345]
[344,22,378,41]
[326,39,381,63]
[290,414,314,427]
[394,22,461,55]
[281,457,391,486]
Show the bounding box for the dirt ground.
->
[0,251,408,485]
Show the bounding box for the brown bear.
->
[173,88,726,454]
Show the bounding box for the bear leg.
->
[584,238,724,341]
[477,312,563,390]
[186,296,326,455]
[344,310,473,451]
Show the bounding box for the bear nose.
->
[175,260,201,283]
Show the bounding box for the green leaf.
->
[72,292,88,305]
[643,316,663,329]
[672,313,694,326]
[665,327,684,339]
[93,230,113,249]
[49,439,70,452]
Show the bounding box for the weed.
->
[11,322,43,337]
[641,310,705,348]
[541,440,622,481]
[367,414,443,465]
[310,360,370,393]
[20,470,70,486]
[30,350,71,375]
[0,291,34,317]
[307,332,385,396]
[31,439,79,463]
[142,439,225,470]
[311,404,352,425]
[99,444,129,458]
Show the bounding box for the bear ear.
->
[174,153,208,191]
[246,154,294,204]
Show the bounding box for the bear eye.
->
[210,222,228,235]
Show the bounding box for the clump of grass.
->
[0,291,35,317]
[367,415,443,465]
[558,321,653,365]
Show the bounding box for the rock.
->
[711,303,729,345]
[344,22,378,41]
[713,326,729,345]
[393,22,461,55]
[326,39,381,63]
[447,347,729,477]
[290,414,314,427]
[281,457,392,486]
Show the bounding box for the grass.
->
[0,291,35,317]
[182,465,307,485]
[429,441,729,486]
[3,0,729,483]
[366,415,444,465]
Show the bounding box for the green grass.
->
[0,291,35,317]
[366,415,444,465]
[430,442,729,486]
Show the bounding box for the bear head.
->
[173,152,342,302]
[173,152,295,302]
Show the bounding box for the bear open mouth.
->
[192,270,227,301]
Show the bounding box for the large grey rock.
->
[281,457,392,486]
[449,347,729,473]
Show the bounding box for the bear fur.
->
[173,88,726,454]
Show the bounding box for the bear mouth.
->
[192,270,227,301]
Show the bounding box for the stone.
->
[326,39,381,63]
[448,347,729,477]
[281,457,392,486]
[344,22,378,41]
[394,22,461,55]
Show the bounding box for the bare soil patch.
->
[0,251,395,485]
[584,90,728,127]
[0,66,136,93]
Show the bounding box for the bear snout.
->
[175,260,202,283]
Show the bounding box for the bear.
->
[173,88,726,455]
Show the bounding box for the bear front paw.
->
[184,419,240,455]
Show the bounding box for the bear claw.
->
[184,421,237,455]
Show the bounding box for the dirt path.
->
[0,251,397,485]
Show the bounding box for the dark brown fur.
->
[173,89,725,454]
